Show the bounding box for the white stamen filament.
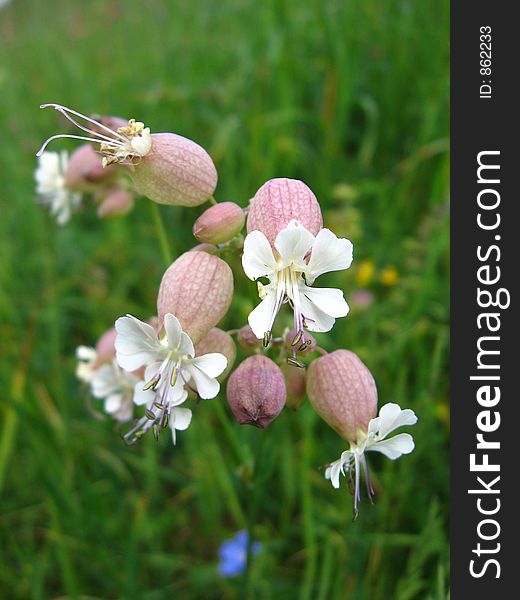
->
[40,103,127,141]
[37,103,151,163]
[264,266,306,357]
[36,134,119,157]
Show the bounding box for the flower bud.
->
[306,350,377,443]
[283,327,317,355]
[226,356,286,428]
[195,328,236,380]
[96,187,135,218]
[94,327,117,366]
[157,251,233,344]
[247,178,323,246]
[281,363,306,410]
[65,144,117,191]
[193,202,245,244]
[130,133,218,207]
[236,324,260,349]
[191,243,219,254]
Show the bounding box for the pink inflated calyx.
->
[246,178,323,246]
[236,324,261,349]
[129,132,218,207]
[193,202,245,244]
[157,251,233,345]
[37,104,217,207]
[281,363,306,411]
[306,350,377,443]
[195,328,236,380]
[94,327,117,367]
[284,327,317,357]
[96,187,135,218]
[226,356,287,428]
[64,144,117,191]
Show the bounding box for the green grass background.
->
[0,0,449,598]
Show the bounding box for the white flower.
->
[242,220,353,352]
[325,403,417,515]
[115,313,227,444]
[90,359,143,423]
[76,345,98,384]
[35,151,82,225]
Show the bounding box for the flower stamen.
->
[37,103,152,165]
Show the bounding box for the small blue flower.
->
[218,530,261,577]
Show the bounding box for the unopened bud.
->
[94,327,117,367]
[193,202,245,244]
[284,328,316,354]
[96,187,135,218]
[306,350,377,443]
[236,324,260,349]
[281,363,306,410]
[247,178,323,245]
[226,356,286,428]
[157,251,233,344]
[191,243,219,254]
[195,328,236,380]
[65,144,117,191]
[130,133,218,207]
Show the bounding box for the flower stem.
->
[149,202,172,266]
[243,430,267,598]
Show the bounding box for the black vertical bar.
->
[451,1,517,596]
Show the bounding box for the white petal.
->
[298,292,336,333]
[115,315,161,372]
[163,313,195,356]
[172,407,192,431]
[274,220,315,267]
[172,388,189,407]
[91,364,119,398]
[367,433,415,460]
[76,346,97,362]
[179,332,195,358]
[371,403,418,440]
[144,361,163,382]
[242,230,278,280]
[326,459,343,489]
[325,451,353,488]
[133,381,154,406]
[163,313,183,349]
[247,288,279,338]
[305,229,353,284]
[188,353,227,378]
[184,361,220,399]
[325,459,341,489]
[300,284,350,318]
[76,362,95,384]
[170,407,192,444]
[113,401,133,423]
[104,393,123,414]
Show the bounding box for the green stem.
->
[244,431,267,599]
[300,408,317,600]
[149,202,172,266]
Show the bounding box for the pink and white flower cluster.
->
[39,104,417,513]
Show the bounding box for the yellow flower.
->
[380,265,399,287]
[356,259,375,286]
